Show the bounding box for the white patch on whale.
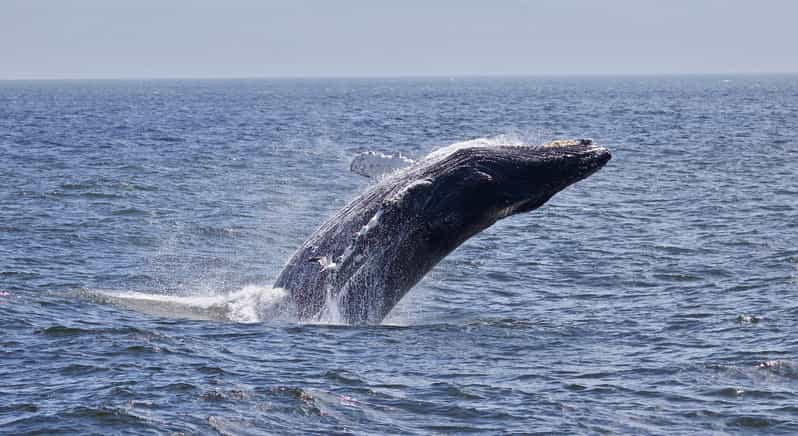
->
[361,208,383,234]
[316,256,339,272]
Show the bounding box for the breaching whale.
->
[275,139,611,324]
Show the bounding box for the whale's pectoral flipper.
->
[350,151,415,179]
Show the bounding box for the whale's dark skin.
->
[274,139,611,324]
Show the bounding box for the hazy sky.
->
[2,0,796,79]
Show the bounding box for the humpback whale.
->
[275,139,611,325]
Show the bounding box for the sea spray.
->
[78,285,294,323]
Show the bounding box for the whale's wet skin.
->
[2,77,798,433]
[276,139,610,324]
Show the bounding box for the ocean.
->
[1,76,796,434]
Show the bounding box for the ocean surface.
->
[1,76,797,434]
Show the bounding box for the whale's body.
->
[275,139,611,324]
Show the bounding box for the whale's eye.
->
[455,167,493,186]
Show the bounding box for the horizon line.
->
[1,71,797,82]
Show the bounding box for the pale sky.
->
[1,0,796,79]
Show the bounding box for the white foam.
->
[316,283,346,325]
[424,134,528,162]
[81,285,293,323]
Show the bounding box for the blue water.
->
[1,76,797,434]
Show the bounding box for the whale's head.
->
[405,139,611,250]
[477,138,611,217]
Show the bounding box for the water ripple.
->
[2,76,797,434]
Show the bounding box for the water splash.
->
[424,133,532,161]
[79,285,294,323]
[315,284,346,325]
[88,134,560,325]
